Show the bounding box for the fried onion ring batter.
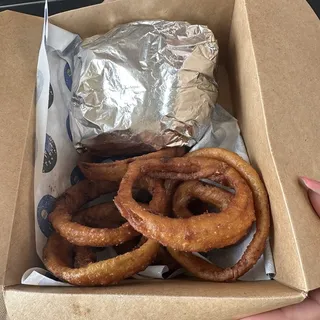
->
[44,233,159,286]
[115,157,255,252]
[49,180,139,247]
[167,148,270,281]
[44,177,168,286]
[50,176,170,247]
[75,203,179,270]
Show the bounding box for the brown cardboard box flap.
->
[0,11,42,287]
[4,281,305,320]
[244,0,320,291]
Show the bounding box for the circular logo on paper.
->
[70,165,85,186]
[37,194,56,237]
[48,83,54,109]
[42,134,57,173]
[64,63,72,91]
[66,115,73,142]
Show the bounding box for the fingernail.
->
[299,176,320,195]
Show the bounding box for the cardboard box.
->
[0,0,319,319]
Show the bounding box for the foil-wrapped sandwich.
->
[70,20,219,156]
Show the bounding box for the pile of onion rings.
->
[43,147,270,286]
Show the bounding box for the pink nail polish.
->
[299,176,320,195]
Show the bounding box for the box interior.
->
[1,0,320,318]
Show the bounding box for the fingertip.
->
[299,176,320,195]
[299,176,320,218]
[308,189,320,218]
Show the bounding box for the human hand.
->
[300,177,320,217]
[242,177,320,320]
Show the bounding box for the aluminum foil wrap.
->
[71,20,219,155]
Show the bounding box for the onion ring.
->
[79,147,185,182]
[43,232,159,286]
[167,148,270,281]
[114,157,255,252]
[187,148,270,266]
[49,180,139,247]
[74,204,178,270]
[172,181,234,218]
[50,177,169,247]
[186,148,270,236]
[44,177,168,286]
